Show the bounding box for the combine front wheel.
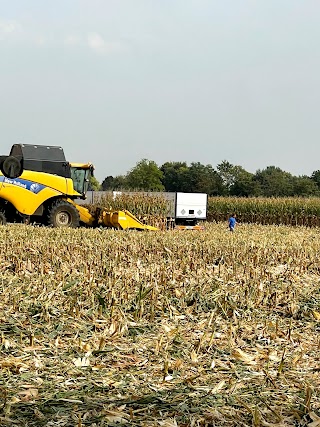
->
[47,200,80,228]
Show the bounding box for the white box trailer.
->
[175,192,207,221]
[165,192,207,229]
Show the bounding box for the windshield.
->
[70,167,91,195]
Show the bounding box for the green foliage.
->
[101,175,128,190]
[100,160,320,197]
[311,170,320,189]
[126,159,164,191]
[230,169,260,197]
[160,162,189,192]
[292,176,319,197]
[254,166,294,197]
[217,161,259,196]
[88,176,101,191]
[187,162,223,195]
[216,160,237,193]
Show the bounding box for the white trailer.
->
[165,192,207,229]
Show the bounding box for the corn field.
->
[208,197,320,227]
[87,193,320,227]
[0,223,320,426]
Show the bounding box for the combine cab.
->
[0,144,158,230]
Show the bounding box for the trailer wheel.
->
[0,211,7,225]
[47,200,80,228]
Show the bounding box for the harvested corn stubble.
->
[0,223,319,426]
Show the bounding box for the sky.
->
[1,0,320,182]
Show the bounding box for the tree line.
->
[89,159,320,197]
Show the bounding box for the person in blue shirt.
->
[228,213,237,232]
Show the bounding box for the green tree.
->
[88,175,101,191]
[126,159,164,191]
[186,162,223,195]
[160,161,189,192]
[311,170,320,189]
[254,166,294,197]
[230,168,261,197]
[217,160,238,194]
[101,176,114,191]
[292,176,318,196]
[101,175,128,190]
[217,161,259,196]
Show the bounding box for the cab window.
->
[70,168,86,194]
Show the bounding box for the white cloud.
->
[0,21,126,53]
[0,19,22,39]
[87,32,125,54]
[64,34,82,46]
[34,36,47,46]
[87,32,105,52]
[0,18,48,46]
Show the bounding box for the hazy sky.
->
[1,0,320,181]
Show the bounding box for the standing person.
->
[228,213,237,232]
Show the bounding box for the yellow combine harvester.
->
[0,144,157,230]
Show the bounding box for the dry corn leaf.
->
[18,388,39,402]
[73,357,90,367]
[232,348,257,365]
[308,412,320,427]
[1,358,29,372]
[104,409,129,423]
[211,380,226,394]
[190,350,198,363]
[158,419,178,427]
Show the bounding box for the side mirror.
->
[0,155,23,179]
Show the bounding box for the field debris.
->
[0,223,320,426]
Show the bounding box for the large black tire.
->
[0,211,7,225]
[1,156,23,179]
[47,200,80,228]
